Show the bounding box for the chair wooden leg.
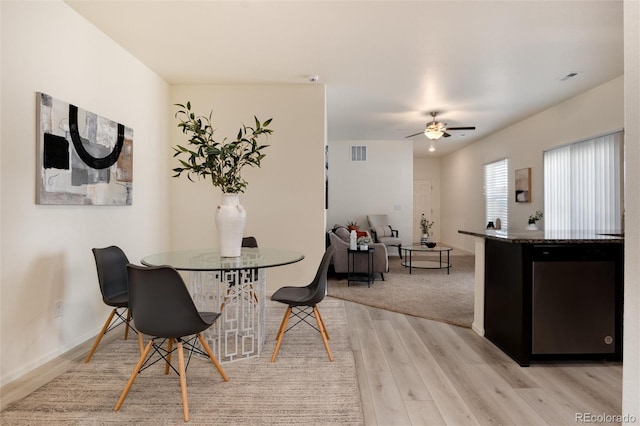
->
[177,341,190,422]
[314,306,329,340]
[314,306,333,362]
[271,307,291,362]
[84,309,116,363]
[137,332,144,355]
[165,339,174,375]
[114,340,153,412]
[219,285,234,311]
[274,306,290,342]
[197,334,229,382]
[124,309,131,340]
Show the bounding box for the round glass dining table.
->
[141,247,305,271]
[141,247,305,363]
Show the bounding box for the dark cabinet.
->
[484,239,623,366]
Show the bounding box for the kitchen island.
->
[459,229,623,366]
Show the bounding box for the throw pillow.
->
[374,226,393,237]
[335,227,350,242]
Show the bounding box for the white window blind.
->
[544,132,623,231]
[484,159,509,230]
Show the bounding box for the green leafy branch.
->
[420,213,434,235]
[172,101,273,193]
[528,210,543,224]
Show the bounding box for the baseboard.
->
[444,243,474,256]
[472,322,485,336]
[0,331,119,411]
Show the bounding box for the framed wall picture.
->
[515,167,531,203]
[36,92,133,205]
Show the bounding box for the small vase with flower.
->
[420,214,434,246]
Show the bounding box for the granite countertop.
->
[458,229,624,244]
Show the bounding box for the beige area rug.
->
[0,298,363,425]
[328,252,475,328]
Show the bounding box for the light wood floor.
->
[2,300,623,425]
[342,299,623,426]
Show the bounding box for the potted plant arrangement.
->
[420,214,436,247]
[357,235,373,250]
[527,210,543,230]
[172,101,273,257]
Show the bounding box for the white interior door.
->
[413,179,433,242]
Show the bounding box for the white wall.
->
[441,76,624,252]
[169,85,327,292]
[413,157,441,242]
[623,0,639,420]
[0,0,171,385]
[327,140,413,252]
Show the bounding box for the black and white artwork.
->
[36,93,133,205]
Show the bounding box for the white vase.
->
[214,193,246,257]
[526,223,538,230]
[420,234,429,245]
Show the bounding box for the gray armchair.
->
[328,228,388,280]
[367,214,403,258]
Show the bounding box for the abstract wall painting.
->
[36,92,133,205]
[515,167,531,203]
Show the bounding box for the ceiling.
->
[65,0,624,157]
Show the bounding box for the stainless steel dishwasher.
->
[531,245,617,355]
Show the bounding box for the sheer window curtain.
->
[484,159,509,230]
[544,132,623,231]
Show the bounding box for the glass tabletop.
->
[401,244,452,252]
[141,247,305,271]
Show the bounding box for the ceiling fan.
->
[405,112,476,140]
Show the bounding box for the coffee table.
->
[400,244,452,274]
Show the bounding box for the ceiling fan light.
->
[425,129,444,140]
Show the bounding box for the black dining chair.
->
[115,264,229,422]
[241,236,258,248]
[85,246,142,363]
[270,246,335,362]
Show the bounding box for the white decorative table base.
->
[189,269,266,363]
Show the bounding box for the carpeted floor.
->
[0,298,363,425]
[328,253,475,328]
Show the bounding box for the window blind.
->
[544,132,623,231]
[484,159,509,230]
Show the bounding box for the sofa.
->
[327,226,388,280]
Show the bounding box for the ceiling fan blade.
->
[446,126,476,131]
[405,132,424,138]
[443,132,452,138]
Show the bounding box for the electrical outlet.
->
[54,300,63,318]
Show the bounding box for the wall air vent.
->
[351,145,367,162]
